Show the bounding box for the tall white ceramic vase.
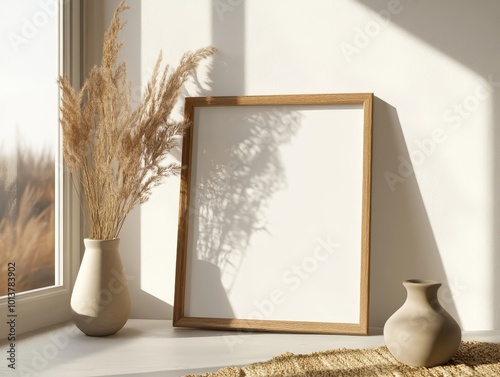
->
[71,238,131,336]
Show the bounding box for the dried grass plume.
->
[58,0,216,240]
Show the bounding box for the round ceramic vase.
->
[383,279,461,367]
[71,238,131,336]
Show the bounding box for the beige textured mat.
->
[185,341,500,376]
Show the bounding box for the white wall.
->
[85,0,500,331]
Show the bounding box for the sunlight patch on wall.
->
[140,173,180,305]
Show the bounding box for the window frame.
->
[0,0,82,337]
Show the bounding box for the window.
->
[1,0,59,296]
[0,0,81,336]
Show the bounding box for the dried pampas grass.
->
[58,0,215,240]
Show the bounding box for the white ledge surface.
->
[1,319,499,377]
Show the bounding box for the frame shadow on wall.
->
[370,97,460,327]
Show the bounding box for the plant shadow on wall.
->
[186,108,302,317]
[0,146,55,295]
[370,97,460,327]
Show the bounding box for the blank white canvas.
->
[185,104,365,324]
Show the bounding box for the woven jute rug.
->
[186,341,500,376]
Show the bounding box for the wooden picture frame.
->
[173,93,373,334]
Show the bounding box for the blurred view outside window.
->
[0,0,59,295]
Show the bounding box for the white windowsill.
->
[2,319,499,377]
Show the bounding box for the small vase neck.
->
[403,279,441,308]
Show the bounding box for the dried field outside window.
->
[0,148,55,296]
